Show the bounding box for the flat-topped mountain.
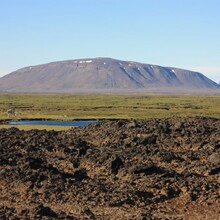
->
[0,58,219,93]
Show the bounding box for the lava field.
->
[0,117,220,219]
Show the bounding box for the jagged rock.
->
[110,156,124,174]
[73,169,88,181]
[28,157,45,169]
[0,117,219,219]
[141,135,157,145]
[82,207,96,220]
[132,164,165,175]
[135,190,154,201]
[209,153,220,165]
[36,205,58,218]
[126,121,137,128]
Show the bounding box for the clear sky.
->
[0,0,220,83]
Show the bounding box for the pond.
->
[8,120,98,127]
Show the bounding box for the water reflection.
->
[9,120,97,127]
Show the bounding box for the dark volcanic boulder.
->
[36,205,58,218]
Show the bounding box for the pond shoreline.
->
[0,118,120,123]
[5,119,100,127]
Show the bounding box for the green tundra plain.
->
[0,94,220,130]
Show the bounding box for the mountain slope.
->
[0,58,219,93]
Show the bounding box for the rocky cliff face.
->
[0,117,220,219]
[0,58,219,93]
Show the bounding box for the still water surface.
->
[9,120,97,127]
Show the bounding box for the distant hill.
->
[0,58,219,93]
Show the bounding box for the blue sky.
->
[0,0,220,82]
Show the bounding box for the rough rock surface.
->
[0,117,220,219]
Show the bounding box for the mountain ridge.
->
[0,57,219,93]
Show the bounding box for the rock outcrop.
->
[0,117,220,219]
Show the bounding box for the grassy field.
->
[0,94,220,129]
[0,124,72,131]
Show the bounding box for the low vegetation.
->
[0,94,220,121]
[0,124,72,131]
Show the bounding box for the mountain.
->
[0,58,219,93]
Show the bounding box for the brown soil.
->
[0,117,220,219]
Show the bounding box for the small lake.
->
[8,120,97,127]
